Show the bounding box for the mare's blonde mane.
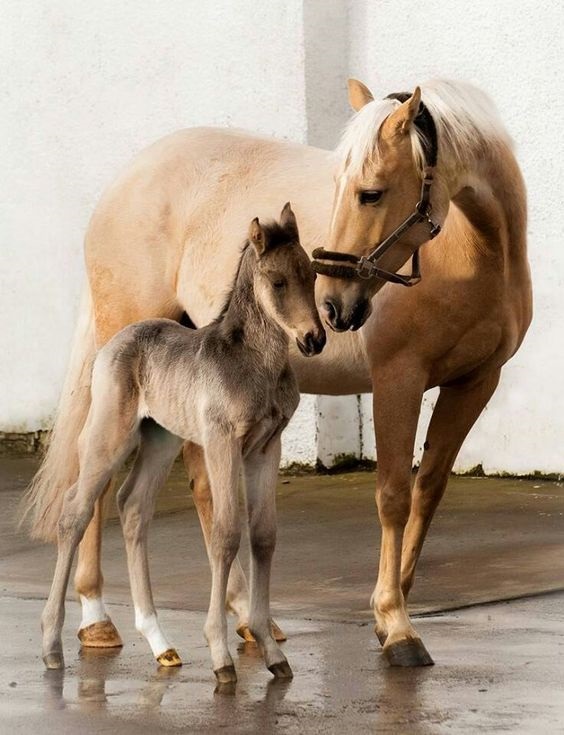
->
[336,79,513,176]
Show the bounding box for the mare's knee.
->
[376,478,411,526]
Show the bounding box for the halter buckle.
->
[357,257,376,279]
[429,221,441,238]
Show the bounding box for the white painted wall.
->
[349,0,564,475]
[1,1,562,473]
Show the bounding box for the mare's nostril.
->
[324,299,337,322]
[350,299,370,330]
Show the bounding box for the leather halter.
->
[312,94,442,287]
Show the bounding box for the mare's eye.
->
[272,278,286,289]
[359,190,383,206]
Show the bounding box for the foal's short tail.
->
[20,286,96,542]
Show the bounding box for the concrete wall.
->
[348,0,564,475]
[1,0,562,473]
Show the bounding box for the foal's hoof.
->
[236,619,287,643]
[78,620,123,649]
[156,648,182,667]
[268,660,293,679]
[384,638,434,667]
[270,619,287,642]
[43,651,64,670]
[214,664,237,685]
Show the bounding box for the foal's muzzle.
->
[297,328,326,357]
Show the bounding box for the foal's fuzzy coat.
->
[40,204,325,683]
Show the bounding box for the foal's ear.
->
[386,86,422,136]
[348,79,374,111]
[280,202,299,240]
[249,217,266,256]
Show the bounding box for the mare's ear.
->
[249,217,266,256]
[386,86,422,136]
[348,78,374,111]
[280,202,299,241]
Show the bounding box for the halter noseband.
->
[312,93,441,287]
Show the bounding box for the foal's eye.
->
[359,190,383,206]
[272,279,286,290]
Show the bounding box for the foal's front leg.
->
[203,434,242,684]
[244,434,292,678]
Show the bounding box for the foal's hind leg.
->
[75,305,181,649]
[117,422,183,667]
[42,408,138,668]
[183,441,286,643]
[401,370,501,600]
[244,435,292,679]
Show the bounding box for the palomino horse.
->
[25,78,531,666]
[41,206,322,681]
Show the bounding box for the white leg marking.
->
[135,608,172,658]
[79,595,109,629]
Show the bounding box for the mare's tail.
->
[20,287,96,542]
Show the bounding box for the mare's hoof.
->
[384,638,434,667]
[268,660,293,679]
[78,620,123,649]
[214,664,237,685]
[43,651,64,670]
[156,648,182,667]
[236,619,287,643]
[375,625,388,646]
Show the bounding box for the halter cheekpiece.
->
[312,92,441,287]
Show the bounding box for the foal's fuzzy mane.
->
[214,221,292,323]
[336,79,513,176]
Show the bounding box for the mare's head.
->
[317,80,448,332]
[249,203,326,357]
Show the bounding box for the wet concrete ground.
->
[1,457,563,733]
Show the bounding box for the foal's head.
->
[249,203,326,357]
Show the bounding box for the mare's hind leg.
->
[183,441,286,643]
[75,484,122,648]
[400,370,501,601]
[244,435,292,679]
[42,401,138,669]
[117,421,183,667]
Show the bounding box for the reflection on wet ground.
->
[1,458,564,732]
[2,595,564,733]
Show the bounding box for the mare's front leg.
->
[244,433,292,678]
[117,422,184,667]
[371,361,433,667]
[401,370,501,599]
[202,433,243,684]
